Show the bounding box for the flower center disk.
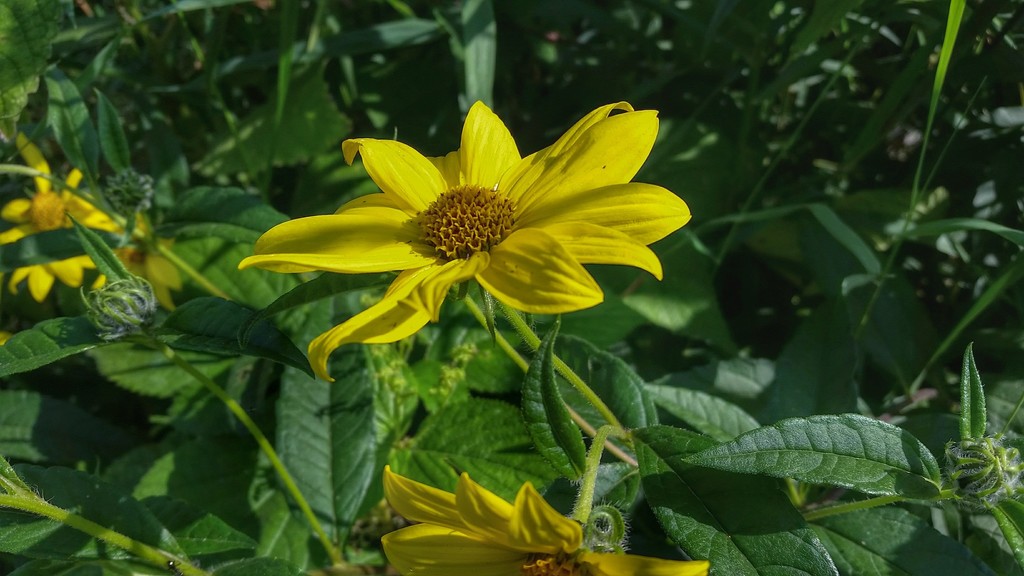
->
[419,184,515,260]
[521,553,585,576]
[30,192,67,231]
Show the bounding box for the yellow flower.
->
[381,466,709,576]
[1,134,118,301]
[0,330,12,345]
[240,102,690,381]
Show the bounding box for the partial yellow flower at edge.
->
[239,101,691,381]
[380,466,710,576]
[1,134,119,302]
[0,330,12,345]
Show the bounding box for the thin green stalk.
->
[0,494,209,576]
[801,495,905,522]
[137,337,343,566]
[493,300,624,431]
[150,240,232,301]
[571,425,624,524]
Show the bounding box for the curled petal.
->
[581,550,710,576]
[507,482,582,555]
[383,466,468,533]
[16,133,51,194]
[477,229,602,314]
[342,138,446,213]
[461,102,520,188]
[504,110,659,217]
[517,183,690,246]
[382,524,525,576]
[239,213,434,274]
[540,222,663,280]
[408,253,489,321]
[455,472,518,550]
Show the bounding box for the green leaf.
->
[812,506,995,576]
[94,89,130,173]
[160,186,288,244]
[993,499,1024,572]
[0,390,135,465]
[685,414,943,499]
[277,341,377,544]
[0,0,60,137]
[90,343,233,398]
[0,316,106,378]
[790,0,863,57]
[461,0,496,108]
[557,336,657,429]
[45,68,99,181]
[253,490,311,568]
[903,217,1024,248]
[172,236,298,309]
[211,558,305,576]
[9,559,166,576]
[645,383,760,441]
[0,228,120,271]
[0,454,33,495]
[960,343,987,439]
[155,297,312,377]
[523,320,586,480]
[391,398,558,501]
[142,495,255,556]
[635,426,838,576]
[71,216,131,282]
[0,466,182,560]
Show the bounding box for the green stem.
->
[150,241,233,301]
[493,300,625,431]
[571,425,624,524]
[138,337,343,566]
[801,495,905,522]
[0,494,209,576]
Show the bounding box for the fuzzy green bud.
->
[86,276,158,341]
[944,434,1024,510]
[583,505,627,553]
[104,169,155,215]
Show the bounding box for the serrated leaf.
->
[71,216,131,282]
[278,340,377,544]
[523,320,586,480]
[0,390,135,465]
[45,68,99,180]
[0,316,106,378]
[557,335,657,430]
[960,343,987,439]
[0,466,182,560]
[94,90,130,172]
[993,499,1024,572]
[0,0,60,136]
[160,187,288,244]
[645,383,760,441]
[812,506,995,576]
[253,490,311,568]
[90,343,232,398]
[635,425,838,576]
[142,495,255,556]
[391,398,558,501]
[686,414,943,499]
[154,297,312,377]
[0,228,121,271]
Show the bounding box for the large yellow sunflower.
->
[240,102,690,381]
[1,134,119,302]
[381,466,709,576]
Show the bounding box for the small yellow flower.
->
[240,102,690,381]
[0,330,12,345]
[381,466,709,576]
[1,134,118,301]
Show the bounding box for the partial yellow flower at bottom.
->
[381,466,709,576]
[240,102,691,381]
[0,134,119,301]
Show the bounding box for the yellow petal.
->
[383,466,468,532]
[342,138,446,213]
[461,102,520,188]
[47,258,85,287]
[145,253,183,291]
[307,267,437,381]
[16,133,51,194]
[580,551,710,576]
[8,267,30,293]
[66,169,83,190]
[408,253,489,321]
[518,182,690,246]
[477,229,602,314]
[504,110,659,217]
[1,198,31,223]
[382,523,525,576]
[27,267,55,302]
[454,472,519,551]
[66,195,119,231]
[507,482,582,555]
[0,224,32,244]
[540,102,635,159]
[541,222,663,280]
[333,193,401,215]
[428,150,463,189]
[240,213,435,274]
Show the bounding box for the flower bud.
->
[104,169,155,215]
[583,505,627,553]
[945,435,1024,510]
[86,276,158,341]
